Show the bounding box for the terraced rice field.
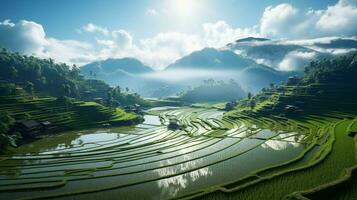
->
[0,107,356,200]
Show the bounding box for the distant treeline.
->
[180,79,246,102]
[0,48,146,106]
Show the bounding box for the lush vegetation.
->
[230,51,357,115]
[189,51,357,199]
[0,50,147,151]
[0,84,142,150]
[0,48,147,105]
[0,49,356,199]
[178,79,246,103]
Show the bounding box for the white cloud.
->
[0,0,356,70]
[260,0,357,39]
[112,30,133,48]
[137,32,203,69]
[0,19,47,54]
[83,23,109,36]
[0,19,94,66]
[203,21,259,48]
[316,0,357,36]
[278,51,316,71]
[146,9,158,16]
[40,38,94,65]
[260,4,299,38]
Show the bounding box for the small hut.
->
[93,97,103,104]
[16,120,43,138]
[287,76,302,85]
[168,118,180,130]
[225,100,237,111]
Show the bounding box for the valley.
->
[0,106,355,199]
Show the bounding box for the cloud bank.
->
[0,0,356,69]
[260,0,357,39]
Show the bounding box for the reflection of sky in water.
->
[36,131,121,155]
[261,140,300,151]
[143,115,162,125]
[71,131,120,145]
[155,149,213,197]
[147,106,179,111]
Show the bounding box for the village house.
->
[287,76,302,86]
[168,118,180,130]
[225,100,238,111]
[16,120,52,139]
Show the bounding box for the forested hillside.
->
[0,49,146,150]
[0,48,147,105]
[179,79,246,103]
[231,51,357,115]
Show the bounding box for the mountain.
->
[226,38,322,70]
[234,51,357,115]
[226,37,357,71]
[81,58,153,75]
[162,47,290,93]
[79,37,355,97]
[314,38,357,49]
[80,58,155,94]
[0,49,147,105]
[235,37,270,43]
[239,64,292,91]
[166,48,255,70]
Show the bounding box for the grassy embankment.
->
[189,113,356,200]
[0,93,142,135]
[187,80,357,199]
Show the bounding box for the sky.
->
[0,0,356,69]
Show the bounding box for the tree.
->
[9,66,18,78]
[269,83,275,89]
[62,84,71,97]
[70,65,80,78]
[25,82,34,96]
[249,100,256,110]
[114,86,121,95]
[247,92,252,100]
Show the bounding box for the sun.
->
[175,0,194,16]
[166,0,197,18]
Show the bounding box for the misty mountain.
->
[233,37,270,43]
[226,38,321,70]
[80,37,354,97]
[80,58,155,94]
[163,47,290,93]
[81,58,153,75]
[314,38,357,49]
[226,37,357,71]
[166,48,255,70]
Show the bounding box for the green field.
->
[0,93,141,135]
[0,107,355,199]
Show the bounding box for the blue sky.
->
[0,0,356,69]
[0,0,338,40]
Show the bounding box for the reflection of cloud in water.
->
[261,140,300,151]
[155,149,213,197]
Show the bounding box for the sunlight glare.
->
[176,0,194,16]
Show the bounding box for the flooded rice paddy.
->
[0,107,312,200]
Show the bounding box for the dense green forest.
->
[0,48,146,105]
[230,50,357,115]
[178,79,246,103]
[0,49,148,150]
